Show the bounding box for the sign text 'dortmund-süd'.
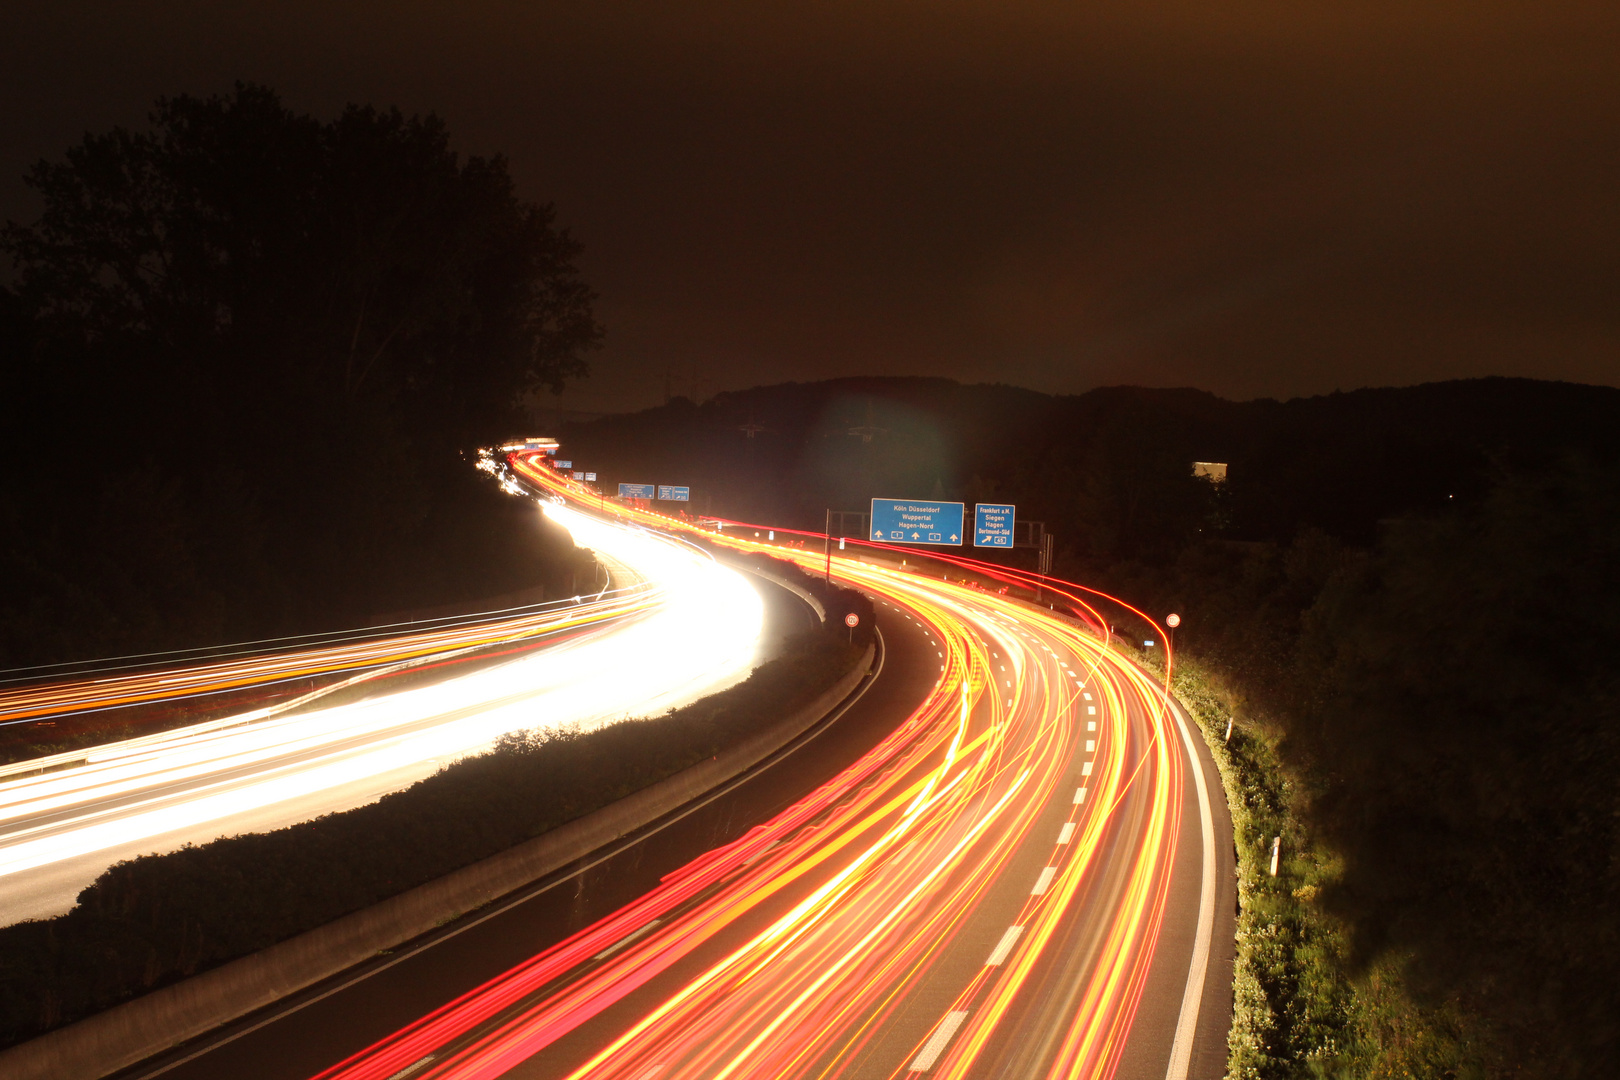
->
[973,503,1016,548]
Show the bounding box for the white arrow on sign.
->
[950,534,959,542]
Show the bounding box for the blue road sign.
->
[869,499,965,546]
[585,472,597,482]
[555,460,572,469]
[619,482,656,499]
[973,503,1016,548]
[571,471,584,480]
[657,485,691,502]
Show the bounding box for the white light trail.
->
[0,504,764,908]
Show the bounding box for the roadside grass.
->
[1158,654,1488,1080]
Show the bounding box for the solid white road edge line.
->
[1162,691,1218,1080]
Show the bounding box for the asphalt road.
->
[121,546,1235,1080]
[126,586,942,1080]
[0,509,778,923]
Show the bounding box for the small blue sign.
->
[973,503,1016,548]
[657,485,690,502]
[619,482,656,499]
[584,472,597,482]
[555,460,572,469]
[571,471,584,480]
[869,499,965,546]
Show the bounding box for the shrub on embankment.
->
[1121,460,1620,1079]
[0,629,864,1049]
[1167,657,1491,1080]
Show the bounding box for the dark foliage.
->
[1283,461,1620,1077]
[0,631,862,1048]
[0,85,603,667]
[558,376,1620,1078]
[556,375,1620,561]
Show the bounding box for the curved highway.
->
[133,456,1234,1080]
[0,504,768,923]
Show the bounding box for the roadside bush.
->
[0,631,864,1048]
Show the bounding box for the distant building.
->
[1192,461,1228,484]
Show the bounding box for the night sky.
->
[5,1,1618,412]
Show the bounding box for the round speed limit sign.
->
[844,612,860,627]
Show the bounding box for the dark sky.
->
[5,2,1619,412]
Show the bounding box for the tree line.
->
[0,84,602,669]
[565,376,1620,1078]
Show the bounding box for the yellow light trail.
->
[307,456,1210,1080]
[0,500,767,919]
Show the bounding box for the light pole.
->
[1164,613,1181,689]
[825,508,832,583]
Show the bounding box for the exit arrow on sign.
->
[868,498,966,548]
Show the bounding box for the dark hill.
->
[557,375,1620,559]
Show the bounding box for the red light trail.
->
[303,455,1217,1080]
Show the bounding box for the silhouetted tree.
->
[0,85,602,665]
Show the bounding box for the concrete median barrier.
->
[0,643,875,1080]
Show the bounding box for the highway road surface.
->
[0,505,771,922]
[122,456,1235,1080]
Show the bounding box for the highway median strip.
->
[0,625,872,1072]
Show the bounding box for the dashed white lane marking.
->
[1087,721,1096,731]
[986,925,1025,966]
[910,1010,970,1072]
[1058,822,1075,844]
[1032,866,1058,895]
[1085,740,1095,752]
[1083,692,1093,701]
[1073,786,1088,803]
[743,840,780,866]
[1087,706,1096,715]
[1082,761,1093,776]
[594,919,663,961]
[386,1056,436,1080]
